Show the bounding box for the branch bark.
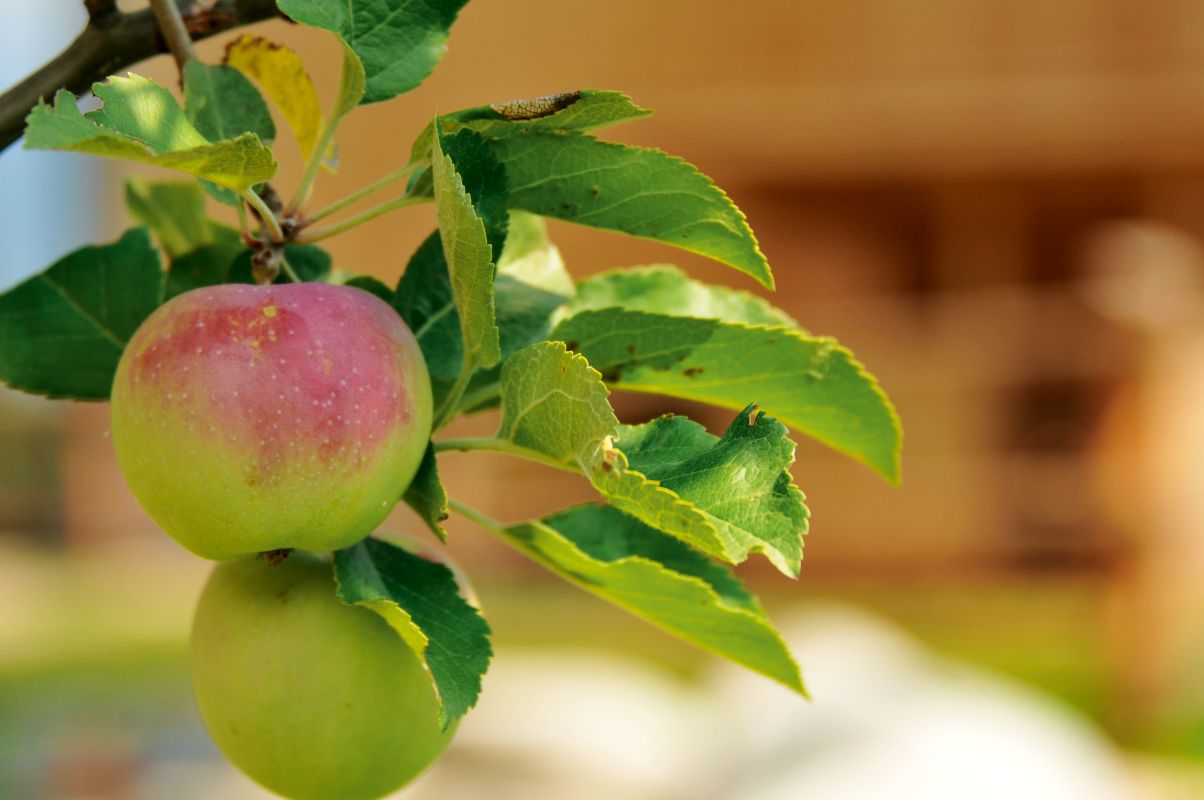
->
[0,0,283,154]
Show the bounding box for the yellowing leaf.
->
[225,35,331,168]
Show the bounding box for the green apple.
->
[110,283,432,559]
[191,550,455,800]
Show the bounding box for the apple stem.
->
[260,548,293,566]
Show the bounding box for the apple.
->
[191,550,454,800]
[110,283,432,559]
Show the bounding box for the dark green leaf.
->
[441,128,508,254]
[334,536,492,728]
[183,61,276,144]
[165,240,247,300]
[403,444,449,541]
[407,90,652,165]
[343,275,393,303]
[0,228,163,399]
[277,0,468,104]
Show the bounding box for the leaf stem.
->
[431,365,475,431]
[293,195,428,245]
[279,254,301,283]
[148,0,197,72]
[287,115,341,214]
[243,190,284,242]
[433,437,571,472]
[447,498,506,534]
[305,162,422,225]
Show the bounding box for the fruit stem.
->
[293,195,427,245]
[304,162,422,226]
[433,437,570,471]
[244,189,285,242]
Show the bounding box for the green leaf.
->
[24,77,277,193]
[164,240,246,300]
[407,90,653,166]
[334,537,492,728]
[332,39,367,119]
[487,342,806,575]
[498,505,803,693]
[564,265,796,327]
[225,34,327,164]
[431,127,499,371]
[403,444,449,541]
[617,408,808,578]
[394,214,570,412]
[227,244,332,284]
[342,275,393,303]
[124,178,238,260]
[182,61,276,144]
[495,133,771,288]
[277,0,468,105]
[554,309,902,484]
[0,228,163,399]
[441,128,508,254]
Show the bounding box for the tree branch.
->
[150,0,199,71]
[0,0,283,154]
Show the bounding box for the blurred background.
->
[5,0,1204,797]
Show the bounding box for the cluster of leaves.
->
[0,0,901,728]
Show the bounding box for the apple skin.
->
[110,283,432,559]
[191,551,454,800]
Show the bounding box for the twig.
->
[149,0,198,71]
[0,0,282,153]
[292,195,427,244]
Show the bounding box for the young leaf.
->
[24,77,276,193]
[563,265,796,327]
[0,228,162,399]
[554,309,902,484]
[277,0,469,104]
[182,61,276,144]
[431,127,500,372]
[403,444,450,541]
[225,35,328,165]
[617,409,809,578]
[483,342,806,575]
[334,537,492,728]
[495,504,804,693]
[394,213,570,412]
[124,179,239,259]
